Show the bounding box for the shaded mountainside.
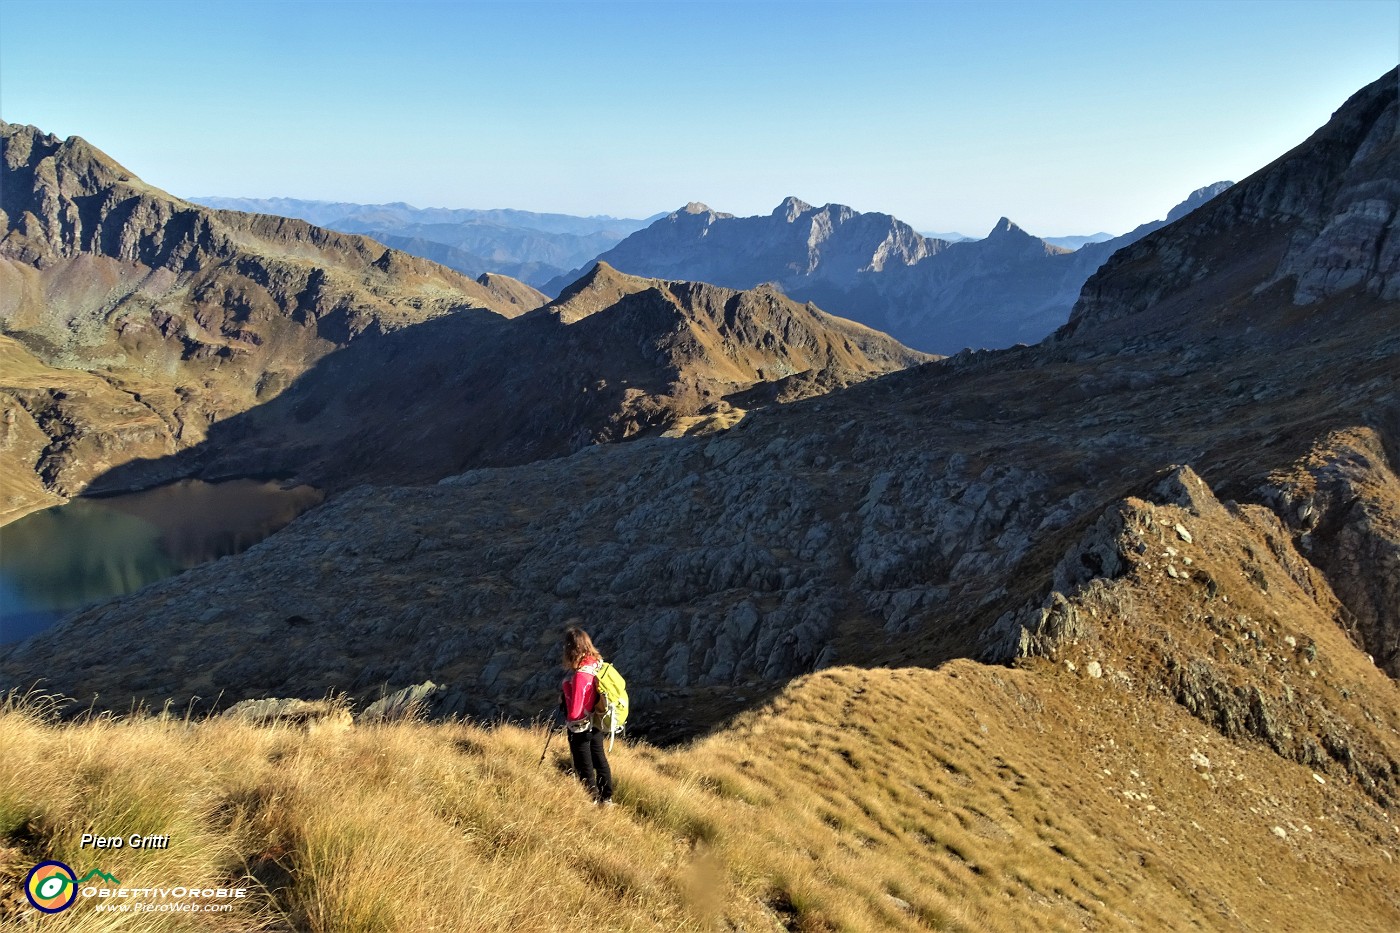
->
[543,186,1231,355]
[1065,78,1398,336]
[347,230,559,289]
[190,196,661,288]
[0,122,546,521]
[85,261,930,493]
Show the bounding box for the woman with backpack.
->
[560,626,614,806]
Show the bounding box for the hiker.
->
[560,626,614,805]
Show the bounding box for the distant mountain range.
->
[918,229,973,242]
[1042,232,1115,250]
[919,230,1114,249]
[544,185,1232,354]
[189,197,664,288]
[193,195,1229,355]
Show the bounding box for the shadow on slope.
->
[88,264,929,495]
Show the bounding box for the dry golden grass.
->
[3,650,1398,932]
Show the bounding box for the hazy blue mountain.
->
[545,186,1232,354]
[1042,232,1115,250]
[919,229,974,242]
[188,197,663,287]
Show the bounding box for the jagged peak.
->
[773,196,814,221]
[668,202,735,223]
[540,261,656,324]
[986,217,1031,239]
[1,121,134,184]
[1,119,53,141]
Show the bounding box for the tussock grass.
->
[2,660,1398,931]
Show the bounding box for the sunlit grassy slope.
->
[3,655,1397,932]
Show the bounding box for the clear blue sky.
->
[1,0,1395,236]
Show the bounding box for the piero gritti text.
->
[80,832,171,850]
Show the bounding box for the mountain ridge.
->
[542,184,1231,353]
[1065,77,1398,336]
[82,260,930,495]
[189,196,663,288]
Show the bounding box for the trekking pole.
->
[537,717,558,767]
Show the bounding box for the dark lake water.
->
[0,479,322,644]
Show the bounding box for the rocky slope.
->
[0,122,547,521]
[1064,78,1397,336]
[3,65,1396,790]
[87,261,929,493]
[543,186,1230,354]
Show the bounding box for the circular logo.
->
[24,860,78,913]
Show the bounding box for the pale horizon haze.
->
[0,0,1396,237]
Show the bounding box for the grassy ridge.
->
[2,661,1398,932]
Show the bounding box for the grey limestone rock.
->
[1256,429,1400,676]
[221,697,352,731]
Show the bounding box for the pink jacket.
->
[561,660,602,728]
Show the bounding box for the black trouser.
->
[567,728,613,802]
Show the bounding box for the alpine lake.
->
[0,479,323,644]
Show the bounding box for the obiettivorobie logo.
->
[22,859,248,914]
[24,861,120,913]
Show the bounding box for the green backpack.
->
[592,661,629,749]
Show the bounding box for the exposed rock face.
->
[982,464,1399,805]
[1256,428,1400,676]
[542,186,1230,354]
[1065,69,1398,335]
[0,121,544,519]
[544,198,939,293]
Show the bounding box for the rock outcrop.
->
[1255,428,1400,675]
[981,463,1398,807]
[220,696,352,733]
